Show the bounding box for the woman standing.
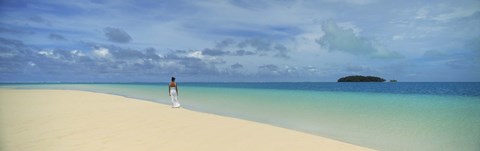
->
[168,77,181,108]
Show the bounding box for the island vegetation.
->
[337,75,386,82]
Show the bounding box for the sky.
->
[0,0,479,82]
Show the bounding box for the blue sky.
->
[0,0,479,82]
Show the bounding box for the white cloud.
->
[371,44,402,59]
[317,20,401,58]
[70,50,85,57]
[186,50,204,59]
[294,32,323,52]
[392,34,404,40]
[337,22,362,36]
[38,50,52,56]
[93,47,110,58]
[413,3,480,22]
[432,8,478,22]
[317,20,375,55]
[38,50,61,59]
[414,8,429,20]
[0,52,16,58]
[28,61,36,67]
[304,65,318,73]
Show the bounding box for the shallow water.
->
[2,83,479,151]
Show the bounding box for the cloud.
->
[303,66,318,73]
[28,15,51,25]
[272,44,289,58]
[229,0,269,10]
[0,37,28,65]
[236,39,290,58]
[255,64,323,81]
[1,38,90,77]
[317,20,401,58]
[198,38,289,58]
[230,63,243,69]
[421,6,480,22]
[258,64,281,75]
[257,64,300,75]
[317,20,375,54]
[326,0,377,5]
[0,35,316,82]
[48,33,66,40]
[93,47,110,58]
[466,36,480,52]
[103,27,132,43]
[0,38,226,81]
[238,39,271,51]
[344,64,379,75]
[201,48,230,56]
[233,49,256,56]
[163,51,220,76]
[420,48,480,70]
[215,39,235,49]
[0,37,25,47]
[392,34,404,40]
[0,27,34,34]
[422,50,447,58]
[445,59,477,69]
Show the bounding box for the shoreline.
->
[0,89,373,151]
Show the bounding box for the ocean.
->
[2,82,479,151]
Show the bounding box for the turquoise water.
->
[2,83,479,151]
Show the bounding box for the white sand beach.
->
[0,89,373,151]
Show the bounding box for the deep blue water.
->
[180,82,480,96]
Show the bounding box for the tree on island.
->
[337,75,386,82]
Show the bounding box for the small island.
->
[337,75,386,82]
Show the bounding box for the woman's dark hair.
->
[171,77,176,82]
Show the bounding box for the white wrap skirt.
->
[170,89,181,108]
